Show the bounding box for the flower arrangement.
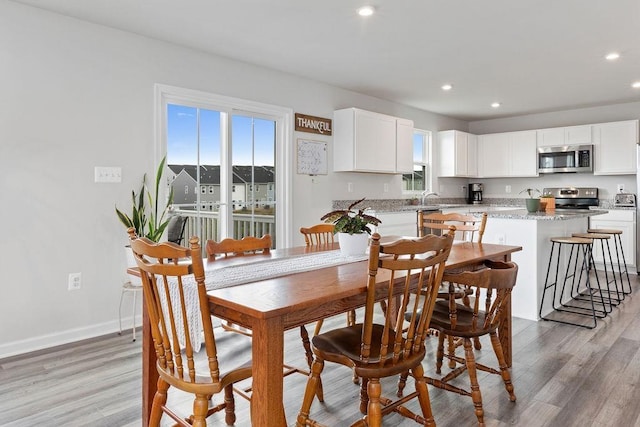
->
[321,197,382,235]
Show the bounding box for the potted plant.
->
[116,156,175,282]
[520,188,541,213]
[321,197,382,255]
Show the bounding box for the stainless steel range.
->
[542,187,599,210]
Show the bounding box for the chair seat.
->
[430,301,491,337]
[312,323,397,364]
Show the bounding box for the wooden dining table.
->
[138,240,521,426]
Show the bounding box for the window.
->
[158,84,292,247]
[403,129,431,194]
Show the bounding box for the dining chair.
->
[296,229,455,427]
[300,223,335,246]
[166,215,188,245]
[424,260,518,426]
[419,211,489,361]
[206,235,272,336]
[128,229,252,427]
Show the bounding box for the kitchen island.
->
[479,209,608,320]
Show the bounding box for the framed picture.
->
[296,139,328,175]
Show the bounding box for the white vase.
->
[337,232,369,256]
[124,246,142,286]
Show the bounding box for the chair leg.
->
[365,378,382,427]
[299,325,324,402]
[149,378,169,427]
[296,358,324,427]
[359,377,369,414]
[436,332,446,374]
[192,393,210,427]
[489,331,516,402]
[118,287,125,336]
[223,384,236,425]
[447,334,457,368]
[397,371,410,397]
[131,288,137,342]
[463,338,485,426]
[413,363,436,427]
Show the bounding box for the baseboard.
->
[0,315,142,360]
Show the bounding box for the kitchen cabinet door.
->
[593,120,638,175]
[396,118,414,173]
[536,125,591,147]
[375,212,418,237]
[438,130,477,177]
[565,125,592,144]
[333,108,396,173]
[536,127,565,147]
[478,133,509,177]
[589,211,635,270]
[509,130,538,177]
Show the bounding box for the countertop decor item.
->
[520,188,541,213]
[321,197,382,255]
[540,191,556,212]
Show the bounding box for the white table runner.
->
[162,250,369,350]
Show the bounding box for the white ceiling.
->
[12,0,640,121]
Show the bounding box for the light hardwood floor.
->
[2,275,640,426]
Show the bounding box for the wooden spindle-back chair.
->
[296,229,455,427]
[300,223,335,246]
[128,229,252,427]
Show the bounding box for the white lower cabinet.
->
[374,212,418,237]
[589,210,636,270]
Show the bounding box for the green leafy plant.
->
[519,188,541,199]
[115,156,174,242]
[321,197,381,235]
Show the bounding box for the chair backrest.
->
[127,228,221,385]
[442,260,518,330]
[300,224,335,246]
[361,229,455,364]
[166,215,187,245]
[205,235,272,262]
[418,211,487,243]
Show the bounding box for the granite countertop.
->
[479,209,609,221]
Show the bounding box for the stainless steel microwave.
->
[537,144,593,173]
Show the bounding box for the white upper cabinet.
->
[537,124,592,147]
[478,130,537,177]
[592,120,638,175]
[333,108,413,174]
[437,130,477,177]
[396,118,415,173]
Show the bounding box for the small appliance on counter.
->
[614,192,636,207]
[468,183,483,204]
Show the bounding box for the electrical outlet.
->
[347,182,353,193]
[505,185,511,193]
[617,184,625,193]
[383,183,389,193]
[497,234,506,245]
[68,272,81,291]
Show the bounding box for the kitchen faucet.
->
[421,191,439,205]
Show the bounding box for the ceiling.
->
[12,0,640,121]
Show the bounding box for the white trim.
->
[154,84,294,248]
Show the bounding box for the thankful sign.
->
[295,113,332,135]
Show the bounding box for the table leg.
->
[250,316,287,426]
[142,294,158,426]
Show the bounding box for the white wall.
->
[0,1,466,358]
[468,102,640,198]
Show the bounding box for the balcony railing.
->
[172,207,276,248]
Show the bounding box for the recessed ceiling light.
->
[605,52,620,61]
[357,5,375,16]
[441,84,453,91]
[632,81,640,89]
[491,102,501,108]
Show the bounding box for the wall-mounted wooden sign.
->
[295,113,332,135]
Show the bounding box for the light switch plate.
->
[95,166,122,183]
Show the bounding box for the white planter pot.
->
[125,246,142,286]
[337,232,369,256]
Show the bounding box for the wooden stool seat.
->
[572,232,610,240]
[549,236,593,245]
[588,228,622,235]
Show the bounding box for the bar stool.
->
[539,236,607,329]
[572,232,622,308]
[588,228,633,296]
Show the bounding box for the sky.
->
[167,104,275,166]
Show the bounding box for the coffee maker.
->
[468,183,483,204]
